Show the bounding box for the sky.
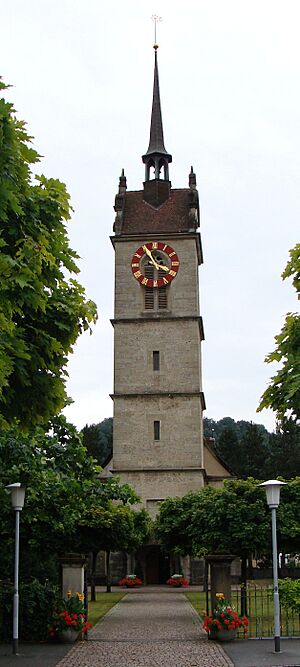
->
[1,0,299,433]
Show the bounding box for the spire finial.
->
[151,14,162,49]
[142,30,172,183]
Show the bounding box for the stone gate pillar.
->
[205,554,236,611]
[60,553,87,597]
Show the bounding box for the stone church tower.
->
[107,46,231,583]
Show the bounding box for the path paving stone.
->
[55,591,234,667]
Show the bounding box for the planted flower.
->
[202,593,248,641]
[119,575,143,587]
[48,592,92,640]
[166,574,189,587]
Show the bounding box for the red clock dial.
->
[131,242,180,288]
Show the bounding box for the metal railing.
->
[231,585,300,638]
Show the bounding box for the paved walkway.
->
[55,590,233,667]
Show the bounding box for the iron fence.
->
[231,585,300,638]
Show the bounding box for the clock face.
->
[131,242,180,288]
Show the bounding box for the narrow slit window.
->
[154,420,160,441]
[153,350,160,371]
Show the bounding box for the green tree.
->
[216,427,240,475]
[156,479,271,613]
[81,418,113,465]
[258,244,300,423]
[266,419,300,479]
[239,423,269,479]
[0,419,99,582]
[0,418,144,585]
[208,420,269,478]
[79,503,151,596]
[0,80,97,428]
[277,477,300,555]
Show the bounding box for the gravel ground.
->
[55,591,233,667]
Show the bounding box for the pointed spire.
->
[142,46,172,185]
[145,47,170,157]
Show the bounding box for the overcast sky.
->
[1,0,299,432]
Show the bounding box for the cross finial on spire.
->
[151,14,162,49]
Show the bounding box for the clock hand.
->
[142,245,160,270]
[159,264,170,272]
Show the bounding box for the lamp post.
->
[259,479,287,653]
[6,483,26,655]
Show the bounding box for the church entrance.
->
[137,545,170,585]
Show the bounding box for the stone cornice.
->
[110,391,206,410]
[110,231,203,265]
[110,315,205,341]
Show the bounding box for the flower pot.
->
[61,628,79,643]
[209,628,236,642]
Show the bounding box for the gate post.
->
[205,554,236,611]
[60,553,87,597]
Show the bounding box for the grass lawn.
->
[184,591,206,617]
[88,592,127,627]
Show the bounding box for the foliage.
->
[48,593,91,637]
[79,503,151,556]
[0,79,97,428]
[258,244,300,423]
[156,479,300,566]
[0,578,61,642]
[156,479,271,559]
[278,578,300,614]
[239,424,269,479]
[0,418,100,581]
[282,243,300,297]
[166,575,189,587]
[266,419,300,479]
[202,593,248,635]
[205,415,300,479]
[119,576,143,587]
[203,417,268,446]
[215,427,240,473]
[277,477,300,554]
[0,418,144,585]
[81,418,113,466]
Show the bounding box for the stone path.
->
[55,591,234,667]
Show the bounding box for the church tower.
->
[110,45,207,525]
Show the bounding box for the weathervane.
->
[151,14,162,49]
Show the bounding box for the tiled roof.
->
[121,188,194,234]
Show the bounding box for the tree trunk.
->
[106,550,111,593]
[240,557,248,617]
[90,551,97,602]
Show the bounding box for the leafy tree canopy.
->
[81,418,113,465]
[156,479,270,560]
[258,244,300,423]
[0,80,97,429]
[0,417,144,582]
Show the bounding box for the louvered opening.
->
[158,269,167,310]
[144,264,154,310]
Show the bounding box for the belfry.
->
[106,45,231,583]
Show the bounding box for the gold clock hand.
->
[159,264,170,272]
[143,245,160,270]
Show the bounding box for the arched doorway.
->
[137,545,170,584]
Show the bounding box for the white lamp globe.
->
[259,480,287,509]
[6,483,26,511]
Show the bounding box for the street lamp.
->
[6,483,26,655]
[259,479,287,653]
